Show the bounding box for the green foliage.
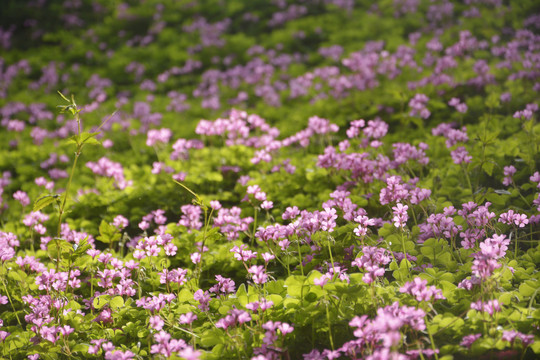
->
[0,0,539,359]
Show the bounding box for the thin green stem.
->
[325,299,334,350]
[462,163,475,201]
[251,206,258,245]
[513,229,519,259]
[513,183,531,210]
[425,316,439,360]
[327,235,335,274]
[400,229,407,258]
[296,238,304,276]
[57,148,81,237]
[197,207,214,287]
[1,267,21,325]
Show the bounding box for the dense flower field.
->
[1,0,539,359]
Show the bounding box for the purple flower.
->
[470,299,501,315]
[112,215,129,229]
[146,128,172,146]
[399,277,445,302]
[352,246,391,284]
[380,176,409,205]
[178,346,201,360]
[460,333,481,348]
[0,331,9,342]
[209,275,236,294]
[409,93,430,119]
[502,330,534,346]
[149,315,164,331]
[248,265,268,284]
[450,147,472,164]
[13,190,30,207]
[392,203,408,228]
[179,312,197,325]
[314,273,331,288]
[230,244,257,263]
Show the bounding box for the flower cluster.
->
[409,93,430,119]
[470,299,501,315]
[335,302,427,359]
[399,277,445,302]
[86,157,132,189]
[352,246,391,284]
[146,128,172,146]
[471,234,510,279]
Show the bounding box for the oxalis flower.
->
[352,246,391,284]
[399,277,445,302]
[392,203,408,228]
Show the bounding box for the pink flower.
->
[146,128,172,146]
[399,277,445,302]
[149,315,164,331]
[112,215,129,229]
[209,200,222,210]
[313,273,331,287]
[261,252,275,263]
[409,93,430,119]
[179,312,197,325]
[502,330,534,346]
[58,325,74,337]
[248,265,268,284]
[470,299,501,315]
[178,346,201,360]
[190,252,201,264]
[0,331,9,342]
[277,322,294,335]
[460,333,481,348]
[13,190,30,207]
[261,200,273,210]
[451,147,472,164]
[392,203,408,228]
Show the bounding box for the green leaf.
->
[137,328,149,338]
[283,298,300,309]
[67,300,81,311]
[65,135,79,146]
[58,90,70,102]
[97,220,121,244]
[378,223,394,237]
[439,355,454,360]
[307,270,323,284]
[178,288,193,303]
[72,237,92,257]
[285,275,306,298]
[499,292,513,305]
[93,295,110,309]
[33,194,60,212]
[110,296,124,309]
[201,329,224,347]
[267,294,283,306]
[531,341,540,354]
[8,271,23,282]
[485,93,500,109]
[72,344,89,353]
[304,292,318,302]
[438,272,455,283]
[79,132,101,146]
[519,281,537,297]
[481,161,495,176]
[421,246,435,258]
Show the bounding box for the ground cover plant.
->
[0,0,539,359]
